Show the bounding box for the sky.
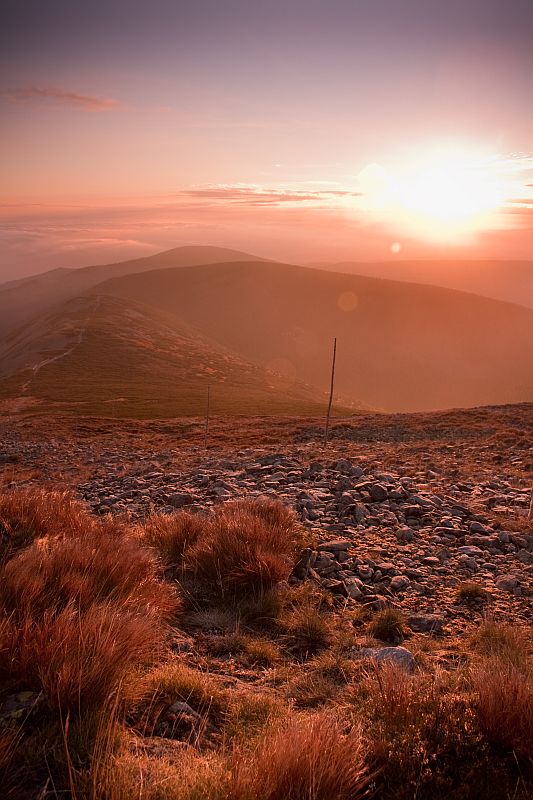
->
[1,0,532,279]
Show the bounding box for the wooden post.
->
[324,337,337,447]
[204,384,210,449]
[528,486,533,523]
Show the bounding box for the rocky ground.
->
[1,405,531,643]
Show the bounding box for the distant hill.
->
[0,293,342,417]
[2,250,532,415]
[0,246,268,339]
[314,259,533,309]
[92,259,533,412]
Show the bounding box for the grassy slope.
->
[0,246,268,339]
[0,295,342,417]
[93,260,533,412]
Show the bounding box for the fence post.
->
[324,337,337,446]
[204,384,210,449]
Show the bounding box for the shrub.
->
[0,527,180,621]
[141,511,207,567]
[229,711,369,800]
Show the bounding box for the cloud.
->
[1,86,123,112]
[177,184,360,207]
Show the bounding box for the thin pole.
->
[324,337,337,446]
[528,486,533,523]
[204,384,210,449]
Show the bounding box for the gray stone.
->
[168,492,196,508]
[369,484,388,502]
[495,574,520,592]
[390,575,410,592]
[407,614,445,633]
[316,539,352,553]
[358,646,416,673]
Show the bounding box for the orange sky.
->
[1,0,532,278]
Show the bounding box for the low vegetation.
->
[0,487,531,799]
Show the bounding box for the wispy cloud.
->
[177,184,360,207]
[1,86,123,112]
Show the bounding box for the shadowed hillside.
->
[0,246,268,339]
[316,259,533,309]
[0,294,342,417]
[92,260,533,412]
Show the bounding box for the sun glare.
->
[360,146,511,243]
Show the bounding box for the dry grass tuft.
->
[223,693,286,743]
[0,603,164,715]
[229,711,370,800]
[141,511,207,567]
[0,527,180,621]
[472,619,531,669]
[471,656,533,764]
[367,607,408,644]
[185,499,302,599]
[0,488,94,564]
[358,664,487,798]
[456,581,490,603]
[132,661,228,734]
[281,604,332,658]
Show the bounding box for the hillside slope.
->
[0,293,337,417]
[0,246,267,339]
[93,260,533,412]
[317,259,533,309]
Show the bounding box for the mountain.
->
[0,293,339,417]
[91,259,533,412]
[0,246,268,340]
[314,260,533,309]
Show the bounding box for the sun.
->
[359,146,510,242]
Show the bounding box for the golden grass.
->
[0,603,164,715]
[0,487,94,564]
[471,656,533,764]
[367,607,408,644]
[229,712,369,800]
[141,511,207,568]
[0,526,180,621]
[1,488,532,800]
[185,499,302,599]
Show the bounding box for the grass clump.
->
[358,665,488,799]
[223,693,286,743]
[229,711,370,800]
[367,607,408,644]
[281,604,332,658]
[185,499,303,600]
[0,526,179,621]
[472,619,530,669]
[0,488,94,564]
[133,662,228,723]
[471,656,533,766]
[0,603,163,716]
[456,581,490,603]
[141,511,207,568]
